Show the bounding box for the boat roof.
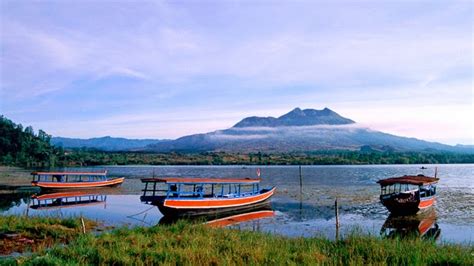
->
[141,177,261,184]
[31,171,107,176]
[377,175,439,186]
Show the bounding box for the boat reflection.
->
[159,203,275,228]
[30,191,107,210]
[380,209,440,240]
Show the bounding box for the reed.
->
[1,216,471,265]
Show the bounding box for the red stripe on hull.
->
[163,188,275,209]
[32,177,124,189]
[418,197,435,209]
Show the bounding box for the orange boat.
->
[377,174,439,215]
[31,171,124,190]
[141,177,275,217]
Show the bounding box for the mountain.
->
[145,108,471,153]
[52,136,165,151]
[233,107,354,127]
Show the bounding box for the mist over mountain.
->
[52,136,165,151]
[145,108,470,153]
[51,108,471,153]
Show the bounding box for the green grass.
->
[1,216,472,265]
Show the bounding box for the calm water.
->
[1,164,473,244]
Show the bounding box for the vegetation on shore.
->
[0,215,96,256]
[0,215,472,265]
[56,149,474,166]
[2,115,473,168]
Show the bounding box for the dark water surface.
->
[1,164,472,244]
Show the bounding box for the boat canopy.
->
[377,175,439,186]
[31,171,107,176]
[141,177,261,184]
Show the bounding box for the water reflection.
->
[30,191,107,210]
[380,209,441,240]
[158,203,275,230]
[0,192,32,212]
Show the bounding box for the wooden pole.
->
[25,197,30,217]
[81,216,86,234]
[299,165,303,194]
[299,165,303,215]
[335,198,339,240]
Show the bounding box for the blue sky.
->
[1,0,472,145]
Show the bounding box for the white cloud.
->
[1,1,472,144]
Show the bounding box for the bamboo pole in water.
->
[335,198,340,240]
[299,165,303,194]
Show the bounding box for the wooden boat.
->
[31,171,124,190]
[30,191,107,210]
[140,177,275,217]
[377,174,439,215]
[380,209,440,240]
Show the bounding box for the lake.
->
[1,164,473,244]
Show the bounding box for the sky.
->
[1,0,472,145]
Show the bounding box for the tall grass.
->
[2,218,471,265]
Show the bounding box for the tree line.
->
[1,115,473,168]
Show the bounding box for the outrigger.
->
[377,171,439,215]
[31,171,124,190]
[140,177,275,217]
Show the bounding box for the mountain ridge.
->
[51,108,473,154]
[233,107,355,128]
[144,108,472,153]
[52,136,165,151]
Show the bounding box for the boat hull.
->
[31,177,124,190]
[380,194,435,215]
[152,187,275,217]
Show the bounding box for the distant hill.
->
[51,136,165,151]
[145,107,472,153]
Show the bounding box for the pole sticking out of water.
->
[335,198,340,240]
[25,197,30,217]
[299,165,303,194]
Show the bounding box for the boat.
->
[380,209,440,240]
[140,177,275,217]
[30,191,107,210]
[377,173,439,215]
[31,171,124,190]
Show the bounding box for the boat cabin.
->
[141,177,262,203]
[378,175,438,199]
[31,171,108,183]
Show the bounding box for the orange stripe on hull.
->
[32,178,124,189]
[164,188,275,209]
[418,197,435,209]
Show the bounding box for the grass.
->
[0,215,97,257]
[0,216,472,265]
